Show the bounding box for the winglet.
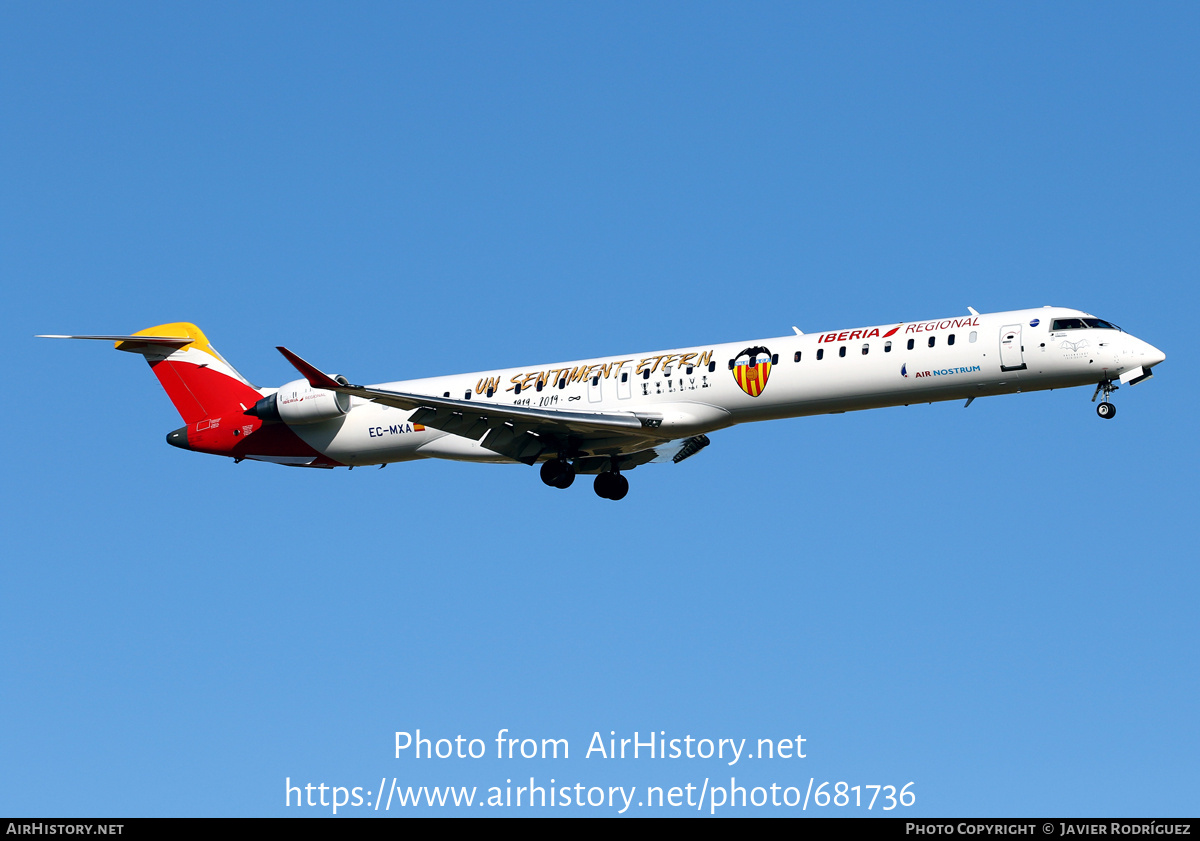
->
[276,346,343,390]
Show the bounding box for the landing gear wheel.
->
[1091,379,1119,419]
[594,472,614,499]
[594,472,628,500]
[540,459,575,488]
[609,473,629,500]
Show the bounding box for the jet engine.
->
[249,378,351,425]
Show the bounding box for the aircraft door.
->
[588,372,603,403]
[616,362,633,400]
[1000,324,1027,372]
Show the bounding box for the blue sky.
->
[2,2,1197,817]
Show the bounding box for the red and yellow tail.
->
[40,323,337,466]
[113,323,264,425]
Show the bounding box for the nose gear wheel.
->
[1091,380,1119,420]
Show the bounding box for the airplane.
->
[40,305,1165,500]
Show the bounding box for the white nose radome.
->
[1143,342,1166,367]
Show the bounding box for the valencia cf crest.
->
[732,346,772,397]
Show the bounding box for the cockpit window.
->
[1051,317,1121,331]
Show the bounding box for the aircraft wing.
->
[277,347,664,464]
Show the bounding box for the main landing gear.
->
[1091,380,1119,420]
[540,458,575,489]
[594,470,629,501]
[540,457,629,499]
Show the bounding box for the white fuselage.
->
[283,307,1165,467]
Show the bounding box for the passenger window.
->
[558,378,566,389]
[686,366,693,374]
[969,331,977,343]
[621,372,628,383]
[771,353,779,364]
[948,334,955,346]
[794,351,802,362]
[861,343,869,355]
[884,341,892,353]
[708,361,716,373]
[536,380,544,392]
[928,336,936,348]
[591,376,599,386]
[443,391,450,398]
[817,348,824,360]
[839,346,846,358]
[464,391,472,400]
[907,339,915,350]
[486,387,494,397]
[643,369,650,380]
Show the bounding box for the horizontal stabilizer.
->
[38,334,192,347]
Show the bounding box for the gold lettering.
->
[647,355,666,374]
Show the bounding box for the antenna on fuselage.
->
[792,326,803,335]
[967,307,979,316]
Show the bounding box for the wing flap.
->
[480,425,547,465]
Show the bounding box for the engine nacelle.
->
[251,378,351,425]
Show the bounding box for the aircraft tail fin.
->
[40,323,263,426]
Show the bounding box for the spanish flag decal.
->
[732,346,772,397]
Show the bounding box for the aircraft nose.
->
[1143,341,1166,367]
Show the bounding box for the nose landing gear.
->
[1091,380,1119,420]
